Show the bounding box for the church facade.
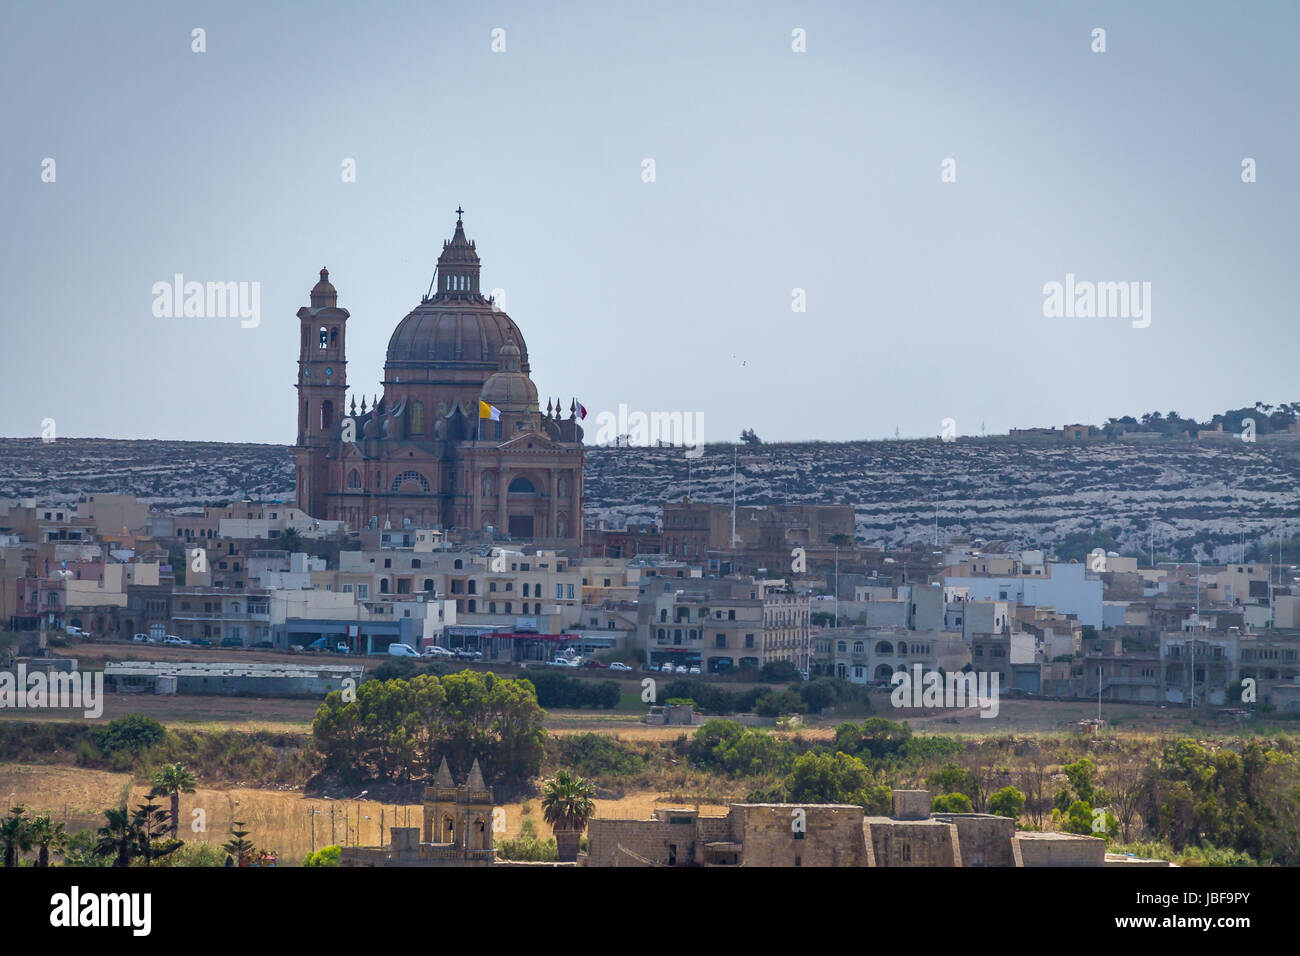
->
[292,212,584,549]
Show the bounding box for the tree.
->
[222,820,256,866]
[132,800,180,866]
[312,670,546,796]
[541,770,597,863]
[279,527,303,553]
[28,814,69,867]
[149,763,198,838]
[740,429,761,445]
[0,805,32,867]
[95,806,144,868]
[785,752,891,814]
[932,793,974,813]
[927,762,982,807]
[989,786,1026,821]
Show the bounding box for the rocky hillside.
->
[2,435,1298,561]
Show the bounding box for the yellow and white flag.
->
[479,401,500,421]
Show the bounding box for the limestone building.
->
[293,211,585,549]
[586,789,1122,867]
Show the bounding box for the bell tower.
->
[294,268,349,516]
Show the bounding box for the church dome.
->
[384,211,531,372]
[480,339,538,410]
[385,304,530,369]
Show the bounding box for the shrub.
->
[552,733,644,778]
[688,720,795,776]
[303,845,342,867]
[931,792,974,813]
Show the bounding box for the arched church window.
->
[410,401,425,435]
[321,401,334,430]
[390,470,431,493]
[330,327,339,345]
[347,469,361,489]
[319,326,328,349]
[508,476,536,494]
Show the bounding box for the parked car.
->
[336,642,350,654]
[659,662,676,672]
[675,665,688,674]
[550,658,579,667]
[454,648,483,660]
[65,626,88,638]
[251,640,275,649]
[190,638,213,647]
[132,633,149,643]
[163,635,190,645]
[421,645,454,658]
[387,643,420,658]
[581,659,607,669]
[220,637,243,648]
[688,666,701,675]
[608,662,633,672]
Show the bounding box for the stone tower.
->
[293,268,349,517]
[422,757,495,858]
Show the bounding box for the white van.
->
[387,643,420,658]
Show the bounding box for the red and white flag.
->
[577,402,587,420]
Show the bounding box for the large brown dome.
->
[385,303,531,371]
[385,213,531,373]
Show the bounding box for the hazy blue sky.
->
[2,0,1297,445]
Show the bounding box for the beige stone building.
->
[586,789,1122,867]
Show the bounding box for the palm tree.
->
[280,528,303,553]
[28,814,69,867]
[95,806,142,868]
[149,763,198,838]
[541,771,597,863]
[0,806,32,867]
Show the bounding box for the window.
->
[390,470,431,493]
[410,401,425,435]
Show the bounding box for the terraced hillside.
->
[2,435,1297,561]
